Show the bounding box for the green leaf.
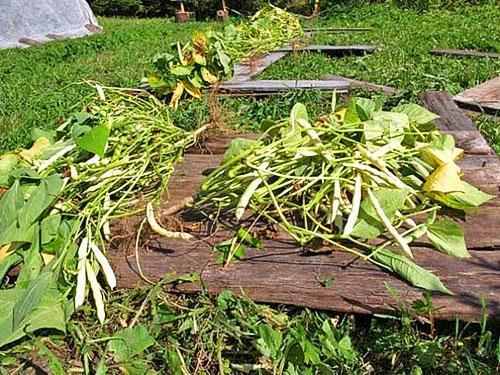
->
[344,98,360,125]
[427,219,469,258]
[0,154,20,188]
[76,124,110,158]
[223,138,257,163]
[13,270,54,327]
[41,214,61,245]
[236,227,263,249]
[371,248,452,294]
[16,175,63,232]
[256,324,282,359]
[392,103,439,125]
[373,111,410,131]
[108,326,155,362]
[290,103,309,129]
[16,229,43,286]
[0,286,65,348]
[432,180,494,211]
[0,180,23,232]
[355,98,376,121]
[351,188,408,239]
[171,65,194,76]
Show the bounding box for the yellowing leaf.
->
[0,243,20,261]
[423,162,465,193]
[183,80,202,99]
[201,68,218,84]
[335,108,347,122]
[169,82,184,109]
[41,252,55,265]
[418,134,463,168]
[19,137,51,163]
[192,52,206,66]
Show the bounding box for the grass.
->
[1,3,499,374]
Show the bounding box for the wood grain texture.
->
[421,91,494,155]
[453,77,500,113]
[229,52,287,83]
[219,79,350,94]
[109,133,500,321]
[431,49,500,59]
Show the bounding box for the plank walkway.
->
[430,49,500,60]
[109,111,500,321]
[453,77,500,113]
[221,45,376,96]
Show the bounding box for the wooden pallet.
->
[109,107,500,322]
[219,79,350,94]
[453,77,500,114]
[430,49,500,59]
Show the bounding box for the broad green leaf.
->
[16,230,43,286]
[373,111,410,131]
[0,180,23,231]
[0,286,65,348]
[76,124,110,158]
[290,103,309,129]
[344,98,360,125]
[0,154,20,188]
[418,134,463,168]
[372,248,452,294]
[432,180,494,212]
[171,65,194,76]
[392,103,439,124]
[423,162,464,193]
[355,98,376,121]
[17,175,63,231]
[13,270,55,328]
[223,138,257,163]
[427,219,469,258]
[108,326,155,362]
[351,188,408,239]
[41,214,61,245]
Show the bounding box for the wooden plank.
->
[109,135,500,322]
[228,52,287,83]
[110,238,500,322]
[421,91,494,155]
[275,44,376,56]
[324,74,402,96]
[453,77,500,113]
[431,49,500,59]
[219,79,350,95]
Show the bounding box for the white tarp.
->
[0,0,100,49]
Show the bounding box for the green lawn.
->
[0,3,499,374]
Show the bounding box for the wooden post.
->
[176,2,190,23]
[217,0,229,21]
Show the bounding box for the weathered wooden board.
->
[219,79,350,95]
[229,52,287,83]
[110,148,500,321]
[275,44,376,56]
[430,49,500,59]
[421,91,494,155]
[453,77,500,113]
[324,74,401,96]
